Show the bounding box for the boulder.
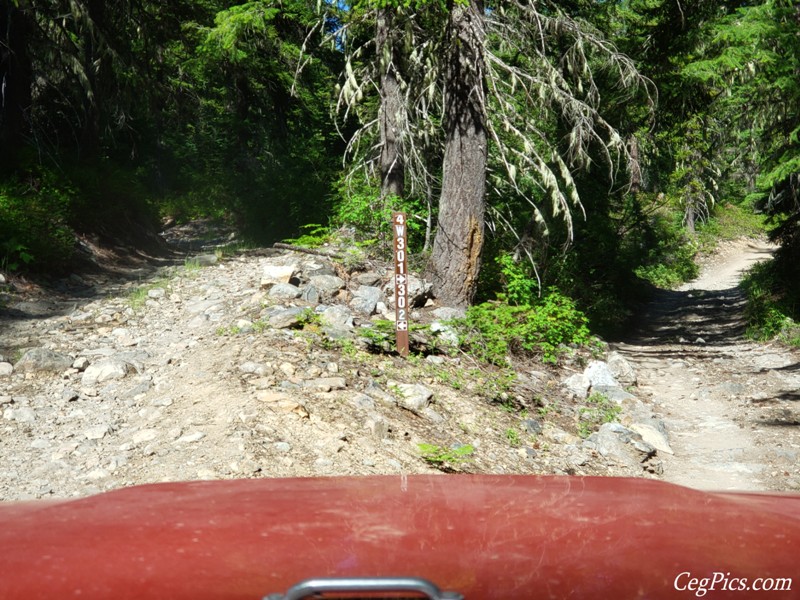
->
[584,360,620,388]
[268,283,302,300]
[191,254,218,266]
[303,377,347,392]
[628,421,673,455]
[309,275,345,297]
[392,382,433,414]
[267,307,307,329]
[562,373,591,399]
[349,286,383,316]
[607,351,637,386]
[320,305,354,330]
[14,348,73,373]
[592,385,637,405]
[301,285,320,304]
[432,307,466,321]
[430,321,459,348]
[585,423,657,472]
[353,272,383,287]
[81,359,130,386]
[261,264,297,289]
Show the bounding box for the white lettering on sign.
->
[393,212,410,357]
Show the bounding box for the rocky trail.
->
[617,239,800,491]
[0,225,798,501]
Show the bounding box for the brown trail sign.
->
[393,212,409,357]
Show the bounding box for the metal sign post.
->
[393,212,410,357]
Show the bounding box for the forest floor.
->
[616,238,800,491]
[0,226,798,500]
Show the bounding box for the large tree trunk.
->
[376,8,404,199]
[0,0,33,171]
[429,0,487,307]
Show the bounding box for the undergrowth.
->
[452,290,597,366]
[578,392,622,438]
[741,261,800,346]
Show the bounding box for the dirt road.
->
[617,239,800,491]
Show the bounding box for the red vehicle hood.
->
[0,475,797,599]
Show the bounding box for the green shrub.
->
[0,176,75,271]
[578,392,622,438]
[283,224,330,248]
[418,443,474,467]
[634,219,699,289]
[495,253,539,306]
[454,289,594,365]
[741,261,800,346]
[696,202,768,247]
[332,178,427,256]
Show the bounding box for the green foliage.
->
[578,392,622,439]
[696,202,768,248]
[495,254,539,306]
[741,261,800,346]
[505,428,521,448]
[128,281,169,312]
[297,308,322,328]
[0,175,75,272]
[634,212,699,288]
[473,369,517,402]
[0,239,34,272]
[359,319,399,352]
[284,224,330,248]
[454,290,594,366]
[418,443,474,467]
[359,319,434,354]
[332,178,427,256]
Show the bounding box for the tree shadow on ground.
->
[0,224,218,324]
[611,286,750,358]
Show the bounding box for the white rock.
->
[629,422,673,454]
[82,359,129,386]
[320,305,354,329]
[392,382,433,414]
[132,429,158,444]
[563,373,591,399]
[72,357,90,371]
[584,360,620,388]
[607,352,637,386]
[85,424,111,440]
[261,264,297,289]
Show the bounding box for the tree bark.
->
[0,0,33,171]
[376,8,404,199]
[429,0,487,307]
